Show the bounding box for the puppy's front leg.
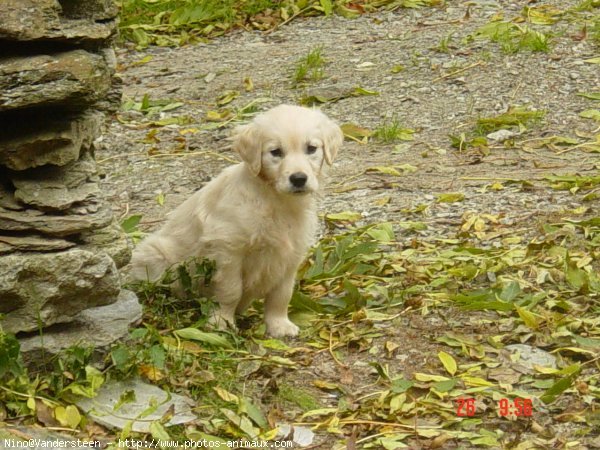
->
[264,271,299,338]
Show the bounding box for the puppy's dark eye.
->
[306,145,318,155]
[270,148,283,158]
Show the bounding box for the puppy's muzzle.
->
[289,172,308,191]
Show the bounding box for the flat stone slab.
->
[0,50,111,112]
[0,248,120,333]
[0,111,102,170]
[80,221,132,269]
[77,378,196,433]
[0,0,117,43]
[19,289,142,358]
[504,344,558,372]
[11,151,100,210]
[0,234,76,254]
[0,200,113,237]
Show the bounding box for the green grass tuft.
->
[373,116,415,143]
[471,21,550,53]
[292,46,326,86]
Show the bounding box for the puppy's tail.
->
[130,234,179,282]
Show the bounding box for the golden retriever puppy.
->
[130,105,343,337]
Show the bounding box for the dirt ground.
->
[97,1,599,448]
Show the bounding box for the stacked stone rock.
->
[0,0,140,355]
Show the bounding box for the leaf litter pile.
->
[2,0,600,449]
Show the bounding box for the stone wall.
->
[0,0,139,353]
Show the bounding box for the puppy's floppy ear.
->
[320,118,344,165]
[233,123,262,176]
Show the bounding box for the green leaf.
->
[240,397,268,428]
[319,0,333,16]
[499,281,521,301]
[174,328,233,348]
[580,109,600,122]
[438,351,458,376]
[566,266,588,290]
[577,92,600,101]
[391,378,414,393]
[121,215,142,233]
[433,378,457,393]
[573,335,600,349]
[149,421,171,441]
[365,223,395,242]
[352,86,379,96]
[114,390,136,411]
[540,374,578,404]
[148,344,166,368]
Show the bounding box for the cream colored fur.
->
[130,105,343,337]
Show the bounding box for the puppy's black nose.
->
[289,172,308,188]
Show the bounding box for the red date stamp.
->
[498,397,533,417]
[455,398,533,417]
[455,398,476,417]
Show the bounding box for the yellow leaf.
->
[414,373,450,382]
[438,351,458,376]
[54,405,81,429]
[214,386,239,404]
[367,165,418,176]
[340,123,372,143]
[139,364,165,381]
[325,211,361,222]
[132,55,153,66]
[205,109,232,122]
[313,380,339,390]
[243,77,254,92]
[179,128,199,135]
[436,192,465,203]
[375,196,391,206]
[216,90,239,106]
[460,376,494,387]
[516,306,540,330]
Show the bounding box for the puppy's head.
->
[233,105,343,195]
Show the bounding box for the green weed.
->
[292,46,326,86]
[591,16,600,42]
[118,0,266,47]
[433,33,454,53]
[475,106,545,134]
[470,21,550,53]
[373,116,415,143]
[277,383,321,411]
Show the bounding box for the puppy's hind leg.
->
[130,233,192,282]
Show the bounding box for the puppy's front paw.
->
[208,312,237,331]
[266,318,299,338]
